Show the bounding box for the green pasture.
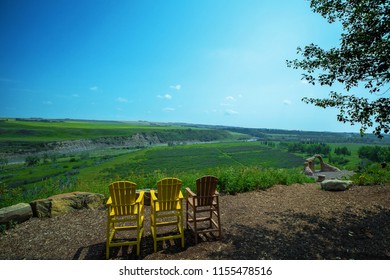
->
[78,142,305,181]
[0,118,191,142]
[0,141,311,208]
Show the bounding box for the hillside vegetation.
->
[1,118,389,208]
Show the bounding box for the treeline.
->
[278,142,331,155]
[154,128,231,143]
[358,146,390,163]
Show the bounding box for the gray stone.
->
[30,192,106,218]
[321,179,353,191]
[30,199,52,218]
[0,203,33,227]
[49,192,105,217]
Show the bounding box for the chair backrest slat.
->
[157,178,182,211]
[109,181,137,215]
[196,176,218,206]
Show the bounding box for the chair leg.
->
[186,199,189,230]
[179,210,184,248]
[106,220,112,259]
[216,206,221,238]
[193,208,198,244]
[151,213,157,252]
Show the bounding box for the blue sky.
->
[0,0,358,132]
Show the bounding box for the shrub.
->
[25,155,40,166]
[351,163,390,185]
[215,166,314,194]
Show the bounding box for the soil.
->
[1,183,390,260]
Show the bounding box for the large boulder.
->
[321,179,353,191]
[0,203,33,227]
[30,192,105,218]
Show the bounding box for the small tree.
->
[0,157,8,170]
[287,0,389,137]
[25,155,40,166]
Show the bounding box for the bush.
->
[215,166,314,194]
[351,163,390,185]
[25,155,40,166]
[0,165,315,208]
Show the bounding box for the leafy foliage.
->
[279,142,331,155]
[351,163,390,185]
[334,146,351,156]
[287,0,390,137]
[357,145,390,162]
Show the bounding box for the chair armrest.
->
[106,196,112,206]
[136,191,145,204]
[186,188,196,197]
[150,190,158,201]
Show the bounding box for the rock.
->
[317,175,326,182]
[49,192,105,217]
[30,199,51,218]
[0,203,33,227]
[321,179,353,191]
[304,162,314,176]
[30,192,105,218]
[304,154,340,174]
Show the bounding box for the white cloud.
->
[225,96,236,102]
[157,94,172,99]
[89,86,99,91]
[72,94,79,97]
[225,109,239,115]
[116,97,128,103]
[162,107,175,112]
[283,99,292,105]
[43,101,53,105]
[170,84,181,90]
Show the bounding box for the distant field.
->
[0,118,197,141]
[78,142,305,182]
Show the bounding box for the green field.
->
[81,142,305,180]
[0,141,311,208]
[0,118,235,142]
[1,118,388,209]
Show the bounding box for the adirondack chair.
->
[186,175,221,243]
[150,178,185,252]
[106,181,144,259]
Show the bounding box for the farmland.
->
[1,118,389,208]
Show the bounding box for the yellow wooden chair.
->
[106,181,144,259]
[186,175,221,243]
[150,178,185,252]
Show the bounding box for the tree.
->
[287,0,389,137]
[334,146,351,156]
[0,157,8,170]
[25,155,40,166]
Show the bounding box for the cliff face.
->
[45,133,162,154]
[2,129,231,163]
[2,133,163,164]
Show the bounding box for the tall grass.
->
[0,166,314,208]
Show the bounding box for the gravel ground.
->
[1,183,389,260]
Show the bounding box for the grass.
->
[0,141,313,208]
[2,119,385,209]
[0,118,237,142]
